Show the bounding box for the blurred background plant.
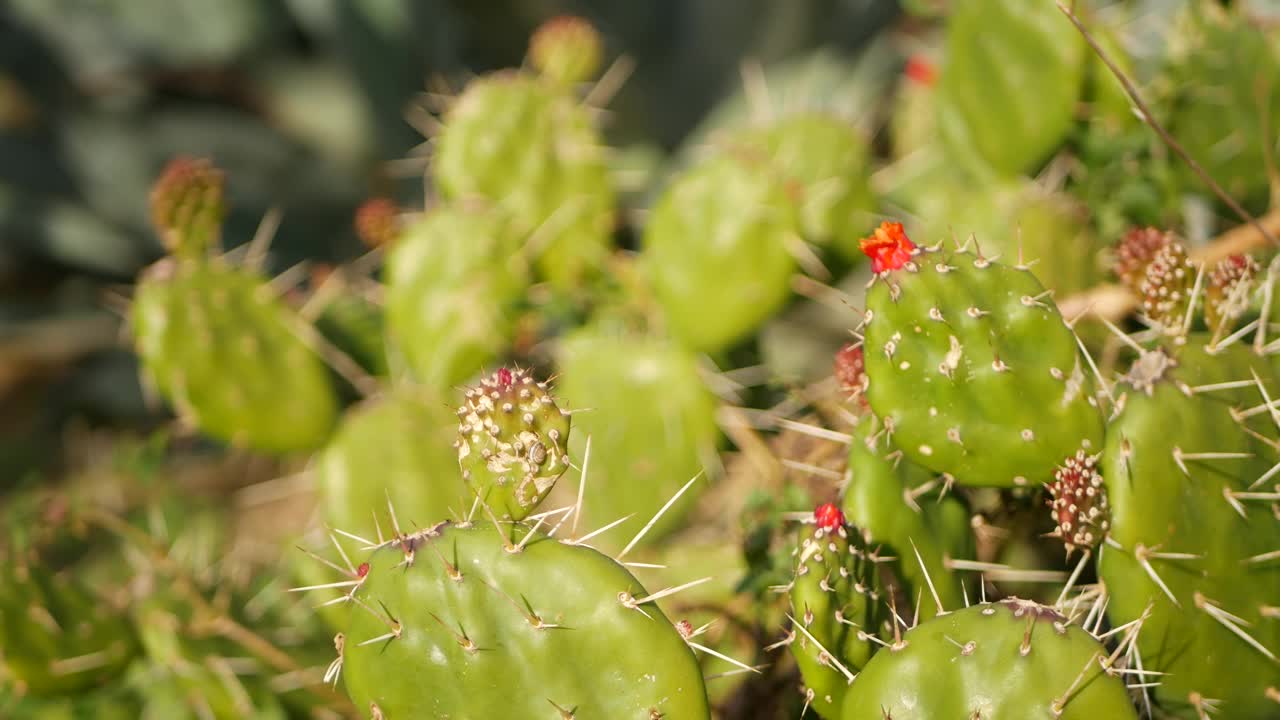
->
[3,0,1280,718]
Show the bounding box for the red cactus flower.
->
[814,502,845,531]
[904,56,937,86]
[495,368,514,387]
[357,562,370,578]
[860,221,916,273]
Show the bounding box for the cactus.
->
[1166,3,1280,209]
[724,113,875,262]
[859,221,1105,488]
[148,155,226,259]
[841,410,973,620]
[432,71,615,290]
[338,521,711,719]
[643,152,801,353]
[455,368,571,521]
[937,0,1086,177]
[1098,339,1280,718]
[842,598,1139,719]
[556,329,720,545]
[528,15,604,87]
[384,204,527,389]
[786,504,884,719]
[318,389,466,543]
[131,257,340,452]
[888,55,938,160]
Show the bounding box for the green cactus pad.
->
[131,259,339,452]
[937,0,1086,177]
[860,224,1104,487]
[340,522,711,719]
[433,73,615,289]
[557,330,720,545]
[1099,341,1280,718]
[456,368,571,521]
[788,508,883,718]
[1167,4,1280,209]
[384,205,527,389]
[643,153,801,353]
[725,113,874,261]
[841,413,973,620]
[842,598,1138,719]
[318,389,467,543]
[0,559,136,695]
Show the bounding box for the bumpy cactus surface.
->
[842,598,1138,719]
[455,368,571,521]
[339,522,711,719]
[787,505,883,719]
[860,222,1104,487]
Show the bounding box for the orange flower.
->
[860,221,916,273]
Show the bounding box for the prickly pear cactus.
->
[1166,3,1280,209]
[432,72,615,290]
[556,330,720,545]
[842,598,1138,719]
[841,410,973,619]
[724,113,875,262]
[384,205,527,389]
[787,504,883,719]
[339,522,711,719]
[131,258,339,452]
[889,55,938,160]
[0,557,136,695]
[859,222,1105,487]
[643,153,801,353]
[456,368,571,521]
[1098,339,1280,718]
[318,389,467,542]
[937,0,1086,177]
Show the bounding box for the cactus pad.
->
[643,153,800,353]
[859,222,1104,487]
[131,259,338,452]
[340,522,711,719]
[842,598,1138,719]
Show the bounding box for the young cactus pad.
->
[432,72,615,289]
[842,598,1138,719]
[556,330,720,545]
[1098,340,1280,718]
[339,522,711,719]
[131,259,338,452]
[643,152,800,353]
[318,390,466,543]
[859,222,1104,487]
[456,368,571,521]
[384,204,527,389]
[787,505,883,718]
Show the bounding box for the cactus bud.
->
[149,156,226,258]
[455,368,571,520]
[814,502,845,531]
[354,197,400,250]
[1205,253,1259,334]
[1047,448,1109,556]
[528,15,604,85]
